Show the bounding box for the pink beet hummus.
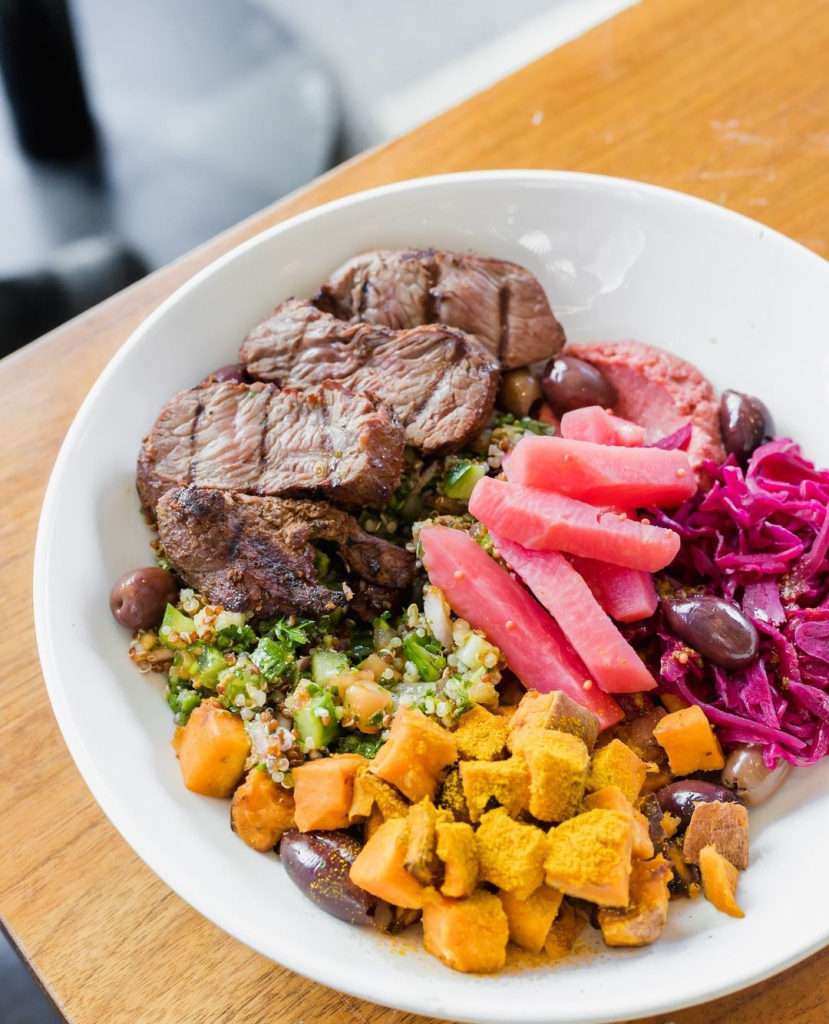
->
[565,340,725,478]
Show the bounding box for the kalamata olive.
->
[656,780,740,832]
[109,567,178,629]
[203,363,244,384]
[720,390,775,463]
[279,829,391,927]
[721,743,791,805]
[662,595,759,669]
[540,355,616,415]
[498,367,543,418]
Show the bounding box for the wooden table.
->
[3,0,829,1019]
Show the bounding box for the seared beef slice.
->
[156,487,416,617]
[315,248,565,369]
[137,380,404,515]
[239,299,499,455]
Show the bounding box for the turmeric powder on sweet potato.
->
[545,808,633,907]
[453,705,509,761]
[422,890,509,973]
[586,739,647,804]
[513,728,589,822]
[476,808,547,900]
[459,757,529,822]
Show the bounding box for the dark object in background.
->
[0,0,96,160]
[0,236,146,355]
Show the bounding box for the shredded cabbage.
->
[649,439,829,766]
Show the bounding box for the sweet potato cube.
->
[584,785,654,859]
[459,758,529,823]
[436,821,478,898]
[292,753,366,832]
[682,800,749,869]
[587,739,647,804]
[498,884,563,953]
[404,798,452,886]
[453,705,509,761]
[349,767,409,824]
[545,809,632,907]
[653,705,725,775]
[174,699,250,798]
[699,844,744,918]
[422,891,509,973]
[544,900,583,960]
[509,690,600,751]
[514,729,589,822]
[230,769,295,852]
[476,808,547,899]
[370,707,457,802]
[349,817,427,909]
[598,854,673,946]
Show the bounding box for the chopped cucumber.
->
[159,604,197,650]
[218,657,267,711]
[168,647,199,686]
[373,614,398,651]
[443,460,488,501]
[456,632,499,670]
[166,684,201,723]
[293,686,339,750]
[195,644,227,690]
[311,649,350,687]
[402,634,446,682]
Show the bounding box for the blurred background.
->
[0,0,632,1019]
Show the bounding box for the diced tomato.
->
[568,557,658,623]
[468,477,680,572]
[504,435,697,507]
[560,406,645,447]
[419,526,623,729]
[492,532,656,694]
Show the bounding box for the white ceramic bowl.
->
[35,171,829,1024]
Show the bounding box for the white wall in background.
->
[253,0,638,153]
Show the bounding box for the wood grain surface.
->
[2,0,829,1020]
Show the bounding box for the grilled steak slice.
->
[156,487,416,618]
[315,248,565,369]
[239,298,499,454]
[137,380,404,516]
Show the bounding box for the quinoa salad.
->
[109,247,829,973]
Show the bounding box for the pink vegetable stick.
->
[568,556,658,623]
[419,525,623,728]
[560,406,646,447]
[469,476,680,572]
[491,532,656,694]
[505,434,697,507]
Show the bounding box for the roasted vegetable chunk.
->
[422,891,509,974]
[436,821,478,898]
[348,766,409,824]
[699,844,744,918]
[653,705,725,775]
[513,728,589,822]
[598,854,673,946]
[476,808,547,899]
[545,809,632,907]
[544,900,583,960]
[349,817,428,910]
[173,699,250,798]
[293,754,366,832]
[403,798,452,886]
[586,739,647,804]
[453,705,509,761]
[370,707,457,802]
[508,690,600,751]
[231,769,295,851]
[682,800,749,869]
[459,757,529,823]
[584,785,654,860]
[498,884,563,953]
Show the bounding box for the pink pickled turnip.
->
[419,525,623,729]
[468,477,680,572]
[504,434,697,507]
[568,556,658,623]
[560,406,645,447]
[492,532,656,694]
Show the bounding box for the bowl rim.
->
[33,169,829,1023]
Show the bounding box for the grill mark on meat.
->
[256,401,270,493]
[227,518,245,561]
[357,277,369,318]
[422,253,439,323]
[187,400,205,484]
[497,283,510,363]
